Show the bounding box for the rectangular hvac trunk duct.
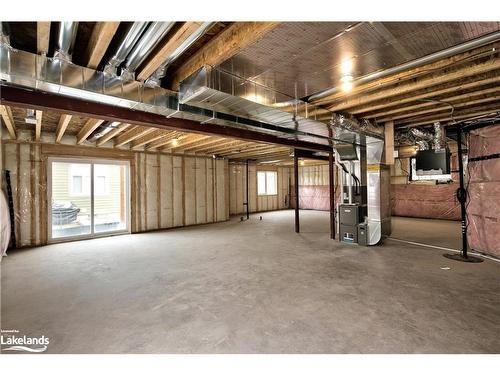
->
[179,65,336,143]
[0,45,337,147]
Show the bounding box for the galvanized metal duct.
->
[0,45,337,147]
[120,22,175,81]
[308,30,500,102]
[145,22,214,87]
[104,22,149,75]
[54,22,79,62]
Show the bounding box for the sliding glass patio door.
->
[48,158,130,242]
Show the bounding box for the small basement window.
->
[257,171,278,196]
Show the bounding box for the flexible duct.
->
[104,22,149,75]
[54,22,79,62]
[120,22,175,81]
[434,122,443,151]
[145,22,214,86]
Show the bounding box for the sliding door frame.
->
[47,156,131,243]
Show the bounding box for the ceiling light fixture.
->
[171,138,179,146]
[340,59,353,75]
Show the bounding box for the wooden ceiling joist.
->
[96,122,130,146]
[55,114,72,143]
[312,43,500,106]
[181,137,227,152]
[170,22,280,89]
[398,104,500,127]
[146,132,184,150]
[131,129,173,149]
[0,105,16,139]
[326,58,500,112]
[224,146,287,159]
[164,134,212,151]
[84,22,120,69]
[194,140,247,154]
[77,118,105,144]
[136,22,206,82]
[114,126,155,147]
[218,143,277,156]
[35,110,42,141]
[377,94,500,123]
[350,74,500,116]
[36,22,51,55]
[362,83,500,119]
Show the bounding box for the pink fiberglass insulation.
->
[290,186,341,211]
[391,184,461,220]
[467,124,500,258]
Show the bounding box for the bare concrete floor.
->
[391,216,462,250]
[1,210,499,353]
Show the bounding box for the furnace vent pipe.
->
[308,30,500,102]
[54,22,79,62]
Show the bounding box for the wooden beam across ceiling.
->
[164,134,212,151]
[131,129,172,149]
[115,126,155,147]
[377,94,500,123]
[195,140,249,155]
[77,118,105,144]
[350,74,500,116]
[37,22,51,55]
[169,22,280,90]
[181,137,227,152]
[326,58,500,112]
[312,43,500,106]
[0,85,333,153]
[55,114,72,143]
[146,132,184,150]
[0,105,16,139]
[397,104,500,127]
[84,22,120,69]
[363,84,500,119]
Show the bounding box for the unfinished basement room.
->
[1,13,500,365]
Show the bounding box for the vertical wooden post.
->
[294,149,299,233]
[329,151,335,240]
